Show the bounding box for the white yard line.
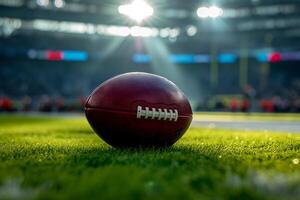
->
[192,119,300,133]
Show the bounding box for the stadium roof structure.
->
[0,0,300,50]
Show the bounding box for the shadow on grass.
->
[63,144,223,170]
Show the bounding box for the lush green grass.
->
[0,115,299,200]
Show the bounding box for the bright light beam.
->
[118,0,154,23]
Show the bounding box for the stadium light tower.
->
[197,6,223,18]
[118,0,154,23]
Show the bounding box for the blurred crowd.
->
[0,95,86,113]
[195,96,300,113]
[1,94,299,113]
[1,80,300,113]
[195,85,300,113]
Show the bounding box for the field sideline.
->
[194,112,300,122]
[0,114,299,199]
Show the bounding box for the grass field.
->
[0,114,299,200]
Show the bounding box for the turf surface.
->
[0,115,299,200]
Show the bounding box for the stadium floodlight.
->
[197,6,223,18]
[37,0,50,7]
[118,0,154,23]
[186,25,197,36]
[106,26,131,37]
[209,6,223,18]
[197,7,210,18]
[54,0,65,8]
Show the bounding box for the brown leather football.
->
[85,72,193,148]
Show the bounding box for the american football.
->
[0,0,299,199]
[85,72,193,147]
